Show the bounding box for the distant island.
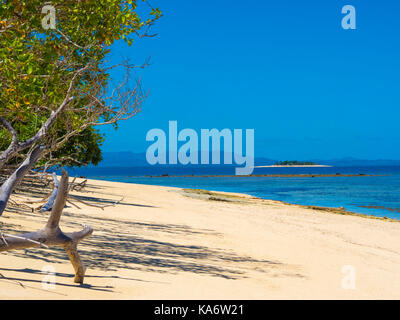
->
[274,161,317,166]
[255,160,332,168]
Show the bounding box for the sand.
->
[0,178,399,300]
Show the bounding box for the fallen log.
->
[0,171,93,283]
[40,172,60,212]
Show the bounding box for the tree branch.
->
[0,116,19,167]
[0,145,46,216]
[0,65,89,169]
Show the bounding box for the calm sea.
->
[69,166,400,220]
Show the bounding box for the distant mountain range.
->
[99,151,148,167]
[97,152,400,167]
[256,157,400,167]
[317,158,400,167]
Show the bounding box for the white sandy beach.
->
[0,178,399,300]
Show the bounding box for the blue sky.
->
[101,0,400,160]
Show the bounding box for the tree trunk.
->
[0,145,45,216]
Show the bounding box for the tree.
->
[1,125,105,168]
[41,126,105,168]
[0,0,161,283]
[0,0,161,168]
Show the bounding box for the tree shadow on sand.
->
[0,266,164,294]
[3,209,287,282]
[1,184,305,294]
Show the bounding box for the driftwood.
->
[68,195,124,210]
[40,172,60,212]
[70,179,87,192]
[0,171,93,283]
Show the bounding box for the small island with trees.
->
[275,161,317,166]
[256,161,332,168]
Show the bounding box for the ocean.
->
[69,165,400,220]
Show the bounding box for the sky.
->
[100,0,400,160]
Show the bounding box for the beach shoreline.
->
[139,173,380,178]
[1,178,400,299]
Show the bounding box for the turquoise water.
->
[70,166,400,220]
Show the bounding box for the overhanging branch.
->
[0,65,89,169]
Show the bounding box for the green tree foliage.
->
[49,127,104,167]
[0,0,161,168]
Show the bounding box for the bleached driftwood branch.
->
[0,171,93,283]
[68,195,124,210]
[40,172,60,212]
